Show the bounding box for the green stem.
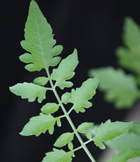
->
[67,106,74,115]
[73,139,93,152]
[46,68,96,162]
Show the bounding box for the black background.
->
[1,0,140,161]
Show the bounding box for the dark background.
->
[1,0,140,161]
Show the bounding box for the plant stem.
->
[67,106,74,115]
[73,139,93,152]
[46,68,96,162]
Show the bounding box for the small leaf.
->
[77,122,94,133]
[51,49,79,89]
[56,118,62,127]
[77,122,94,140]
[85,132,92,140]
[89,67,140,109]
[65,78,98,113]
[25,63,41,71]
[19,53,33,63]
[20,113,56,136]
[68,142,74,150]
[72,78,98,113]
[41,103,59,114]
[54,132,74,148]
[42,149,74,162]
[93,119,133,149]
[9,82,47,103]
[33,76,48,86]
[61,92,71,104]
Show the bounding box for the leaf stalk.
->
[46,68,96,162]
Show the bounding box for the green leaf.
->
[77,122,94,140]
[106,129,140,161]
[123,17,140,50]
[51,49,79,89]
[54,132,74,149]
[20,1,63,71]
[68,142,74,150]
[116,17,140,75]
[62,78,98,113]
[56,118,62,127]
[20,113,57,136]
[93,119,133,149]
[77,122,94,133]
[116,47,140,76]
[33,76,48,86]
[135,75,140,86]
[107,133,140,151]
[42,149,74,162]
[41,103,59,114]
[111,149,140,162]
[61,92,71,104]
[9,82,47,103]
[129,122,140,135]
[72,78,98,113]
[89,67,140,109]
